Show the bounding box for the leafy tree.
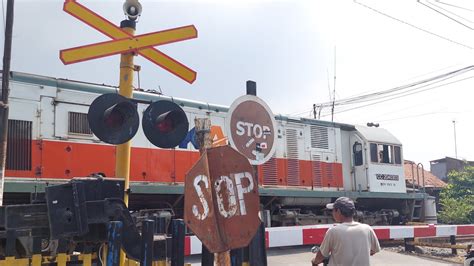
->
[438,166,474,224]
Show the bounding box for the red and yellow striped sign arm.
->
[140,48,197,83]
[60,25,198,65]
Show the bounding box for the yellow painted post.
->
[116,23,135,207]
[4,257,15,266]
[242,262,250,266]
[102,244,108,265]
[2,258,29,266]
[116,20,136,266]
[82,253,92,266]
[56,253,67,266]
[31,254,42,266]
[125,258,140,266]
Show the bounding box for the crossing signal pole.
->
[116,19,136,208]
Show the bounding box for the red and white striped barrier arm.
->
[184,224,474,255]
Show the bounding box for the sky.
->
[1,0,474,168]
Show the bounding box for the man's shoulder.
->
[332,222,372,231]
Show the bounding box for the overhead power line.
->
[316,65,474,108]
[353,0,473,49]
[318,73,474,118]
[418,0,474,30]
[292,65,474,118]
[435,0,474,12]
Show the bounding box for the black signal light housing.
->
[142,100,189,148]
[87,93,139,145]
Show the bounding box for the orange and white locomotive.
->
[4,71,427,226]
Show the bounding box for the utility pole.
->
[452,120,458,159]
[331,47,336,122]
[0,0,15,206]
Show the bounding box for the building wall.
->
[430,161,447,181]
[430,157,473,182]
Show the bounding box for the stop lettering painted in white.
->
[191,171,255,220]
[192,175,210,220]
[236,121,270,139]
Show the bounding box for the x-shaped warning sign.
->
[60,0,197,83]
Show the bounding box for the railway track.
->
[380,235,474,265]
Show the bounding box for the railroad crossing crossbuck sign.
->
[184,145,260,253]
[226,95,277,165]
[60,0,197,83]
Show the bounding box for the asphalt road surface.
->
[184,246,460,265]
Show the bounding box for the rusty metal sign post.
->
[184,145,260,253]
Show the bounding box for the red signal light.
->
[154,110,185,134]
[156,118,173,133]
[104,109,125,128]
[103,101,136,129]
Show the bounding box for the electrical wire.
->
[1,0,5,32]
[428,0,474,23]
[317,65,474,107]
[435,0,474,12]
[290,66,473,117]
[320,74,471,115]
[329,69,466,106]
[418,0,474,30]
[353,0,473,49]
[319,74,474,117]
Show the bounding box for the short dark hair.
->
[335,205,355,217]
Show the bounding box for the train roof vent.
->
[310,125,329,149]
[68,112,93,136]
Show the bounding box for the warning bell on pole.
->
[123,0,142,21]
[87,93,139,145]
[142,100,189,149]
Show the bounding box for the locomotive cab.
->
[350,126,406,193]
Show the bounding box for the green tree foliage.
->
[438,166,474,224]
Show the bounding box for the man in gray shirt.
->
[311,197,381,266]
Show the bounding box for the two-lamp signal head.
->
[123,0,142,21]
[88,93,189,149]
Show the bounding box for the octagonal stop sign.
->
[184,145,260,253]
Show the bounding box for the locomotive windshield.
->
[369,143,402,165]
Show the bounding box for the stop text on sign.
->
[184,145,261,252]
[192,171,254,220]
[226,95,276,165]
[236,121,271,149]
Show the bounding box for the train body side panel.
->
[4,74,388,192]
